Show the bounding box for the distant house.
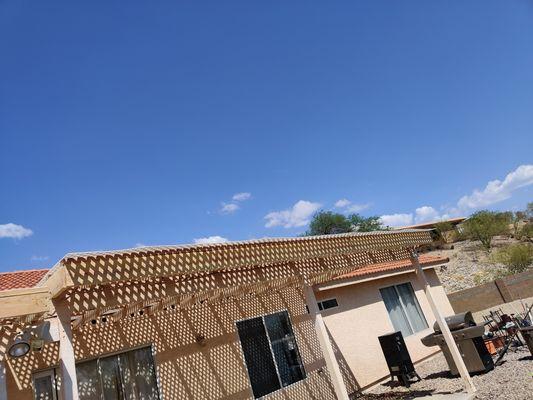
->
[0,231,459,400]
[395,217,466,231]
[396,217,467,245]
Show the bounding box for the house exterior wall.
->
[6,285,339,400]
[317,268,454,390]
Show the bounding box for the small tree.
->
[491,243,533,274]
[348,213,385,232]
[462,210,511,249]
[306,211,352,236]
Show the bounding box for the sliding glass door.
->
[76,347,160,400]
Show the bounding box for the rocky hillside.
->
[428,237,527,293]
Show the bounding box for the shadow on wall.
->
[4,286,361,400]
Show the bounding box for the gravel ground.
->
[358,347,533,399]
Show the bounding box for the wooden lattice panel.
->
[62,230,431,287]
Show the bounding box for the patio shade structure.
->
[0,230,475,399]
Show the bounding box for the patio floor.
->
[358,346,532,399]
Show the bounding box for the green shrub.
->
[491,243,533,274]
[518,223,533,240]
[462,211,511,249]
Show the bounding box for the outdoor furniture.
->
[483,335,505,356]
[519,326,533,356]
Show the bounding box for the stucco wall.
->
[6,285,338,400]
[317,269,454,390]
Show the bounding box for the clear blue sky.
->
[1,1,532,272]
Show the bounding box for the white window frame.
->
[379,281,428,336]
[32,369,58,400]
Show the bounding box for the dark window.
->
[317,298,338,311]
[237,311,306,398]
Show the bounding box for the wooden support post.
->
[0,361,8,400]
[303,285,349,400]
[410,251,476,394]
[54,301,79,400]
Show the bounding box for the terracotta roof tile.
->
[0,269,49,291]
[334,254,448,281]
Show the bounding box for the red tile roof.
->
[0,269,49,291]
[335,254,448,281]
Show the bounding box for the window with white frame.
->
[75,346,160,400]
[380,282,428,337]
[236,310,306,398]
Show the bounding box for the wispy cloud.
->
[334,198,370,213]
[334,199,351,208]
[218,192,252,214]
[232,192,252,202]
[135,243,146,248]
[30,255,49,262]
[265,200,321,228]
[379,165,533,227]
[193,236,229,244]
[457,164,533,210]
[0,223,33,239]
[220,202,240,214]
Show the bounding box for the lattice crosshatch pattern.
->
[0,230,432,399]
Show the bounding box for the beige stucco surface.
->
[317,268,454,390]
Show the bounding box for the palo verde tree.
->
[305,211,385,236]
[306,211,353,236]
[349,213,385,232]
[462,210,511,249]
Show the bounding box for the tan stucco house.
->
[0,230,465,400]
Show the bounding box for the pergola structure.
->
[0,230,475,400]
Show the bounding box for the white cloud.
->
[193,236,229,244]
[265,200,322,228]
[414,206,442,224]
[30,255,49,262]
[346,203,370,213]
[220,202,239,214]
[379,213,413,228]
[379,165,533,228]
[135,243,146,248]
[232,192,252,202]
[334,199,351,208]
[0,223,33,239]
[334,199,370,213]
[457,164,533,210]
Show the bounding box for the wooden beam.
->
[43,264,74,299]
[54,301,79,400]
[303,285,349,400]
[410,251,476,394]
[0,287,51,320]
